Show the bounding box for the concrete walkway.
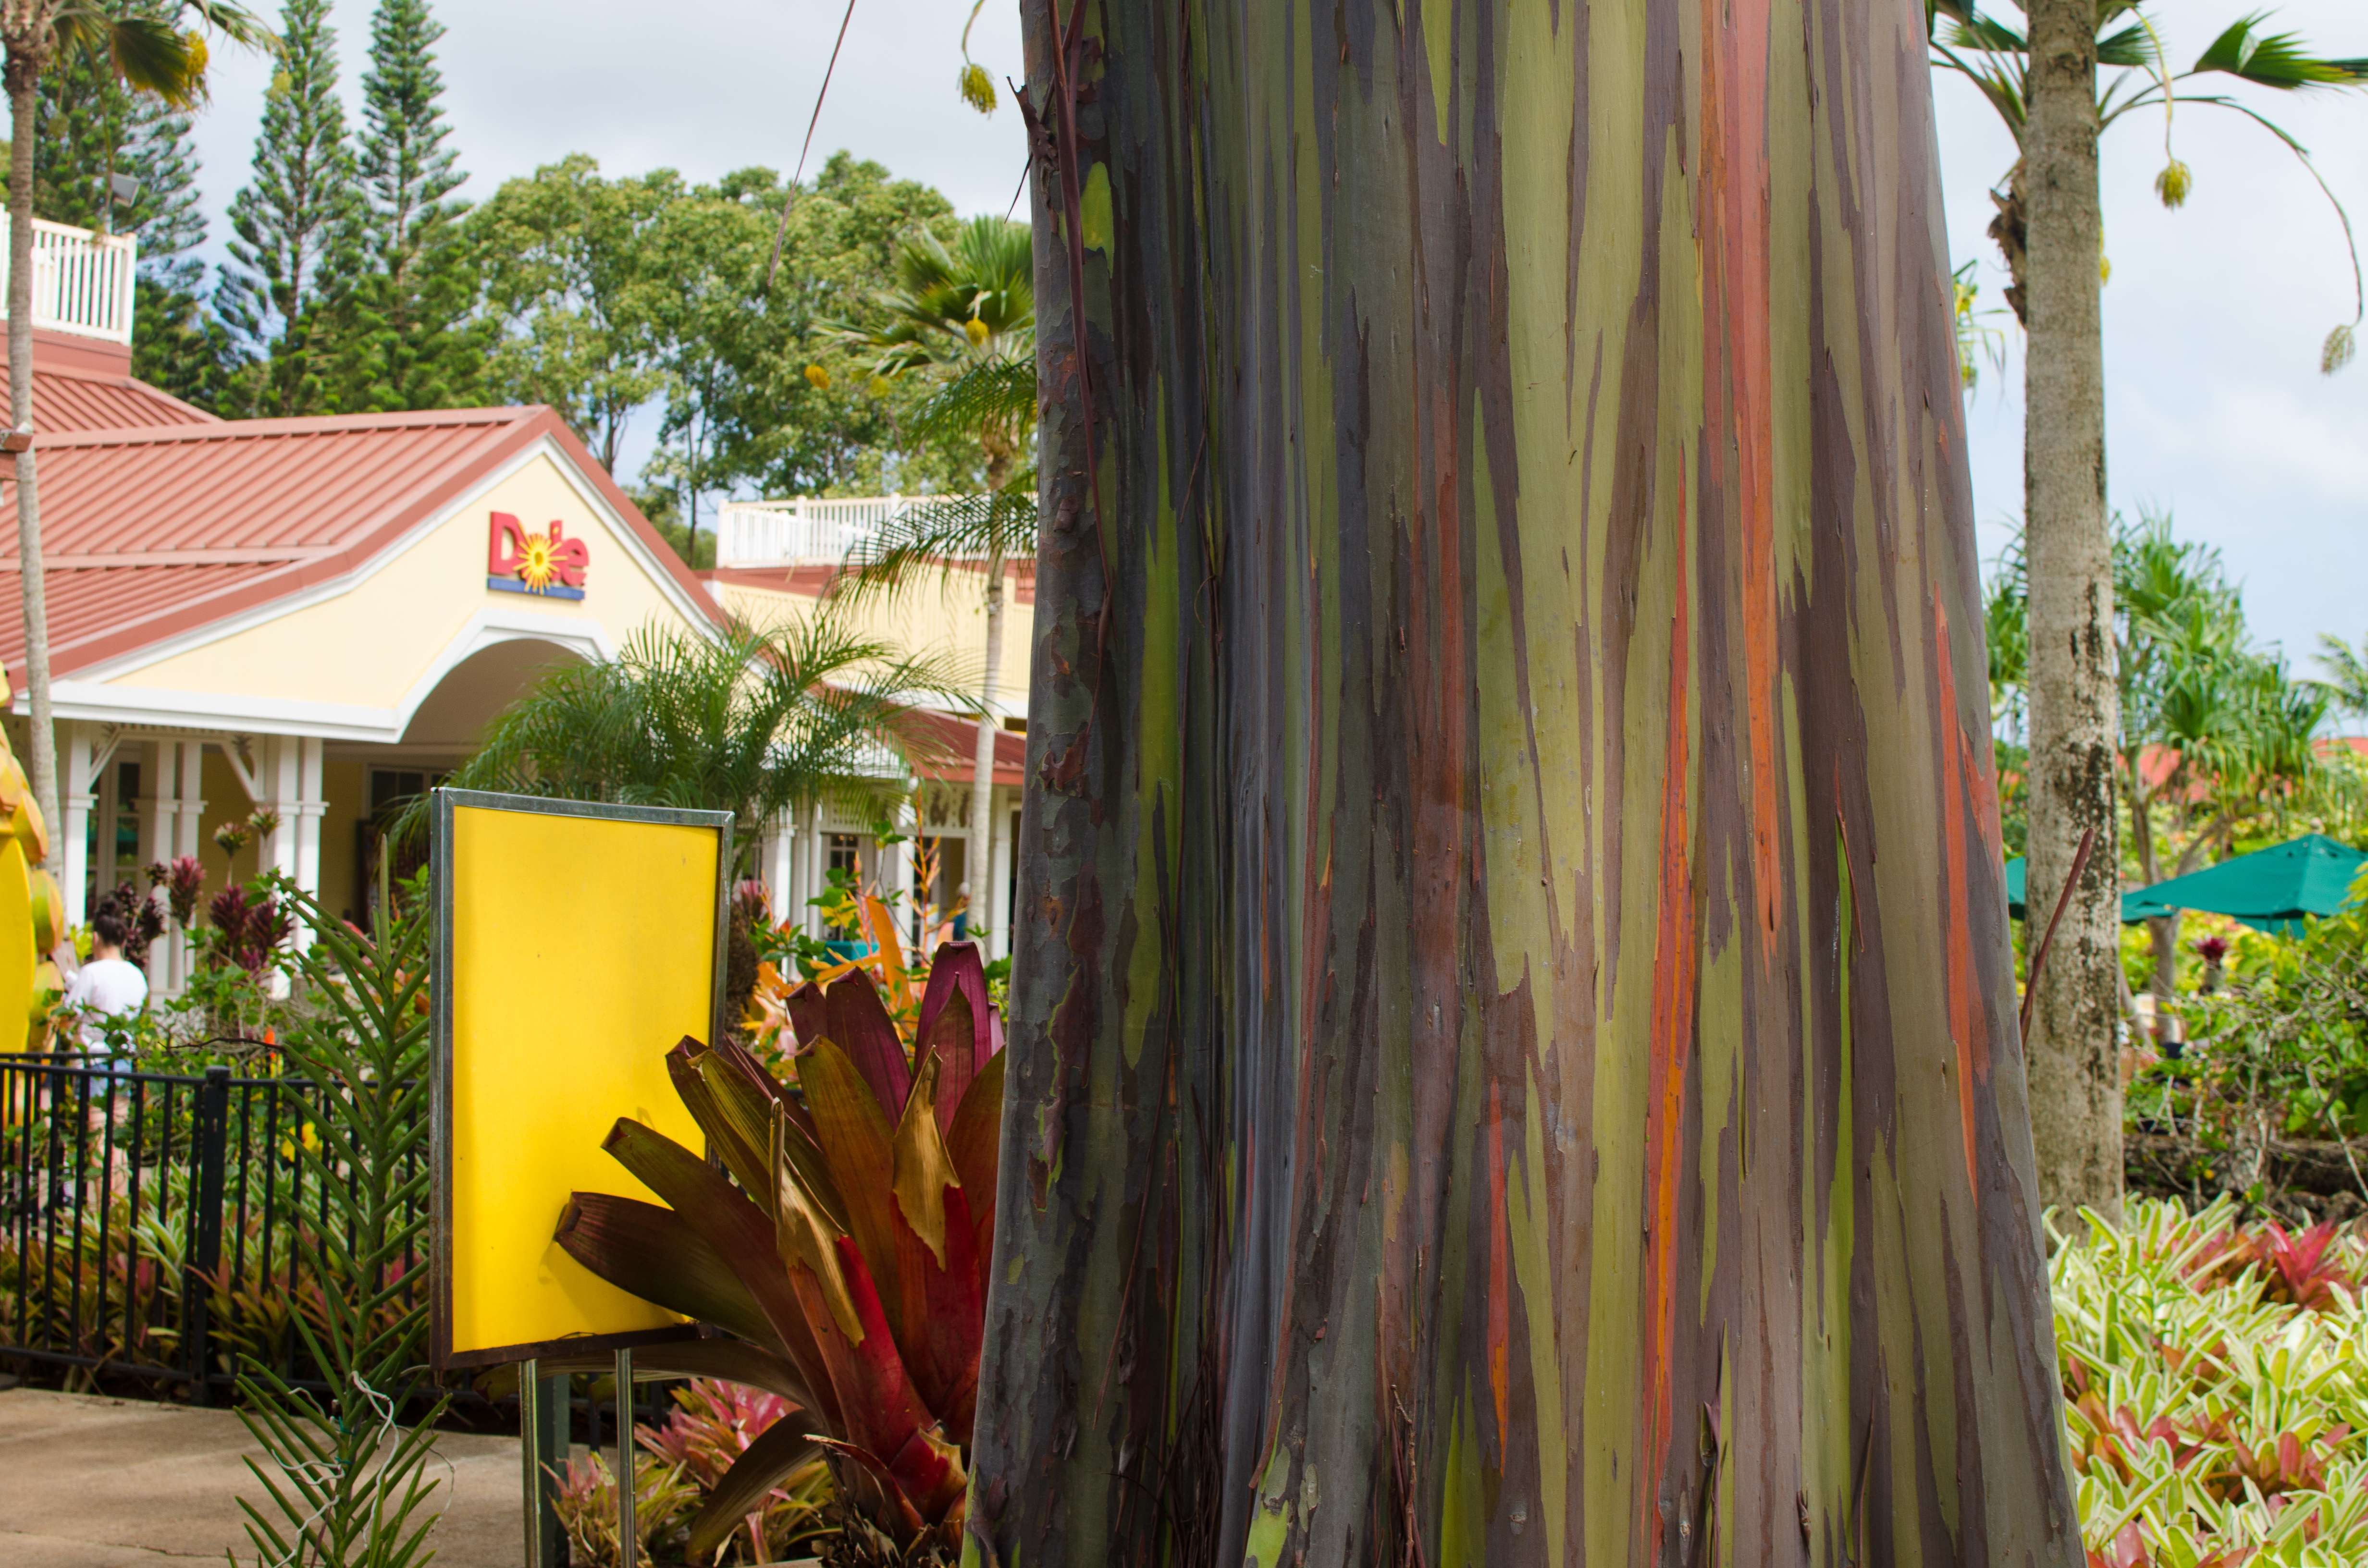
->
[0,1387,526,1568]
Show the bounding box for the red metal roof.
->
[0,404,720,688]
[903,706,1028,788]
[33,364,217,434]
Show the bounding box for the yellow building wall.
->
[715,571,1035,705]
[111,454,709,710]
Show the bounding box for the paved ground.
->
[0,1386,530,1568]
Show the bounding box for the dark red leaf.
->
[825,968,913,1116]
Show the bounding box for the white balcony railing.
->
[717,494,978,568]
[0,219,138,346]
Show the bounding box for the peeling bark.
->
[975,2,2079,1564]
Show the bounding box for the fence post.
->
[183,1065,231,1407]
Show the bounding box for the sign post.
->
[430,789,731,1568]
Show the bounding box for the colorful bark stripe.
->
[975,0,2077,1565]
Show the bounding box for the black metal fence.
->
[0,1054,423,1405]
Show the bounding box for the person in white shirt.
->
[60,909,148,1052]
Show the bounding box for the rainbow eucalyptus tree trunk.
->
[975,1,2078,1564]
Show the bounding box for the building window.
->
[86,757,142,911]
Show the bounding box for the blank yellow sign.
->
[435,794,726,1367]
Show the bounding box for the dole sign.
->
[486,512,589,601]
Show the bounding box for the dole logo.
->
[486,512,589,601]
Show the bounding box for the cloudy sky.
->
[176,0,2367,665]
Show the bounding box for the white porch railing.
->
[716,494,980,567]
[0,219,137,346]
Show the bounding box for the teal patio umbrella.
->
[2121,833,2368,935]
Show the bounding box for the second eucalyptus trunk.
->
[975,2,2078,1564]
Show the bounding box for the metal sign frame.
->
[429,787,733,1372]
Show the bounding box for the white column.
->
[798,803,823,941]
[986,784,1014,963]
[259,735,300,883]
[174,742,206,862]
[136,741,178,991]
[294,736,325,897]
[60,722,97,928]
[760,814,794,923]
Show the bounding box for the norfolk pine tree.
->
[218,0,356,417]
[970,0,2079,1564]
[328,0,482,411]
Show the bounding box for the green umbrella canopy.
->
[2121,833,2368,936]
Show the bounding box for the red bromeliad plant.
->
[553,940,1004,1558]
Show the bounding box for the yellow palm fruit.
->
[804,364,831,390]
[965,317,990,348]
[2155,159,2193,209]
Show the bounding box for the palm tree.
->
[3,0,271,873]
[1933,1,2366,1218]
[833,216,1036,914]
[1932,4,2367,365]
[2315,632,2368,726]
[431,618,976,875]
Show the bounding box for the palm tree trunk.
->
[7,57,60,880]
[973,2,2078,1563]
[969,539,1002,926]
[2022,0,2124,1224]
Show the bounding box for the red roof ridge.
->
[32,403,536,448]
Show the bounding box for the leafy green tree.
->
[1932,0,2368,1220]
[322,0,483,412]
[217,0,359,417]
[471,154,671,470]
[435,618,974,874]
[667,155,974,504]
[1,0,270,900]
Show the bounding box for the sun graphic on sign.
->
[516,532,559,591]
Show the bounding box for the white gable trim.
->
[31,608,619,741]
[50,433,716,690]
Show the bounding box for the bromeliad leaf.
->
[891,1053,963,1268]
[685,1417,827,1558]
[552,1193,767,1348]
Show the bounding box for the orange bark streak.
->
[1640,521,1696,1546]
[1933,589,1985,1196]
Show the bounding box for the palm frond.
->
[2191,14,2368,91]
[909,355,1035,451]
[823,487,1040,612]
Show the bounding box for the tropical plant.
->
[1931,1,2367,1222]
[230,876,446,1568]
[550,1376,837,1567]
[550,938,1003,1559]
[2315,632,2368,727]
[429,618,972,876]
[2054,1197,2368,1564]
[1,0,271,924]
